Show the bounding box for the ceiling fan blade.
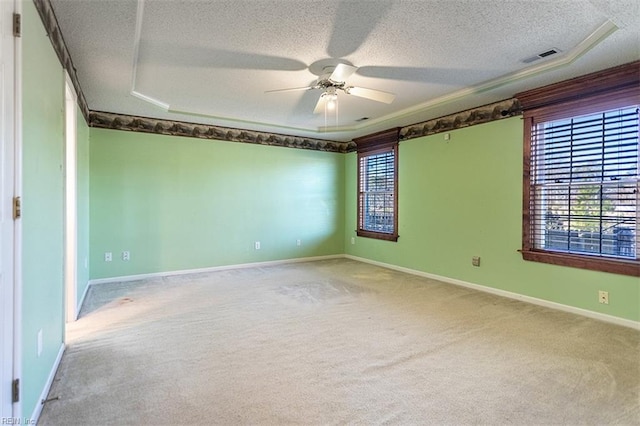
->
[265,86,314,94]
[313,95,330,114]
[346,86,395,104]
[330,63,357,82]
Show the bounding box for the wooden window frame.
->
[354,128,400,242]
[516,61,640,277]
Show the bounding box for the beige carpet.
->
[39,259,639,425]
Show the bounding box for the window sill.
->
[520,249,639,277]
[357,230,399,242]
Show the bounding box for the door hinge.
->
[13,196,21,219]
[12,379,19,403]
[13,13,21,37]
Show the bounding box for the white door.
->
[0,0,16,419]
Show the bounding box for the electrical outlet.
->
[472,256,481,267]
[255,241,261,250]
[296,239,301,246]
[104,252,112,262]
[351,237,355,245]
[598,290,609,305]
[122,251,130,261]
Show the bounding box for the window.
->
[517,61,639,276]
[531,107,638,256]
[359,150,396,235]
[354,129,399,241]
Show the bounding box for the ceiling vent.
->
[522,48,561,64]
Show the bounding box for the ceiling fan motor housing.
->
[267,62,395,114]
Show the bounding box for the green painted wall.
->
[89,129,345,279]
[22,0,65,417]
[345,117,639,322]
[76,109,90,306]
[19,0,638,418]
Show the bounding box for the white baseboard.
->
[30,342,65,423]
[88,254,343,286]
[344,255,640,331]
[75,281,91,320]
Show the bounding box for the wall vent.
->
[522,48,561,64]
[355,117,370,122]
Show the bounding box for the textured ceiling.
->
[49,0,640,141]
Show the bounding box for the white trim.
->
[0,0,15,417]
[29,343,64,424]
[130,0,144,98]
[88,255,343,285]
[76,278,91,317]
[131,90,169,111]
[129,0,169,111]
[64,73,78,323]
[344,255,640,331]
[11,0,22,418]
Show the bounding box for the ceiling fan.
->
[266,63,396,114]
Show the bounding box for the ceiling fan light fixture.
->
[270,62,396,115]
[322,87,339,111]
[326,93,338,110]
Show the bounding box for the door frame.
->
[0,0,14,417]
[1,0,22,420]
[64,73,78,323]
[12,0,22,419]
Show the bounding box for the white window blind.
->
[529,106,639,259]
[359,150,395,234]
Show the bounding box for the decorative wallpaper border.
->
[89,111,354,153]
[399,98,522,141]
[33,0,90,123]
